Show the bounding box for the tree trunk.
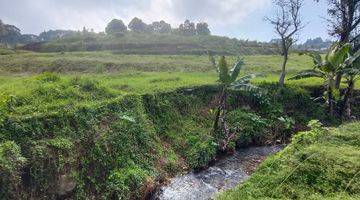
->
[212,87,235,152]
[335,20,352,89]
[328,76,335,116]
[345,80,354,119]
[279,52,288,87]
[328,87,334,116]
[340,77,354,119]
[334,73,342,89]
[213,87,226,132]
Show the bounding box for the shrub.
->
[35,72,61,83]
[26,137,76,198]
[0,141,27,199]
[186,135,217,168]
[227,109,269,146]
[106,166,149,199]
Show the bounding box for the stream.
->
[151,146,283,200]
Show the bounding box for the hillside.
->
[21,33,280,55]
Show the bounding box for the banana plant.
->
[209,54,260,152]
[290,43,351,116]
[338,50,360,118]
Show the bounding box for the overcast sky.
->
[0,0,331,42]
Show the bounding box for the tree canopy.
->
[196,22,211,35]
[105,19,127,35]
[128,17,148,33]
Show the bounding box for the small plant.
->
[209,53,261,152]
[35,72,61,83]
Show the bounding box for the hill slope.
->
[21,33,280,55]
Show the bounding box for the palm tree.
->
[209,54,260,151]
[289,43,351,116]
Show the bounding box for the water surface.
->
[152,146,282,200]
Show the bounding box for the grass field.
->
[0,51,313,74]
[0,50,355,116]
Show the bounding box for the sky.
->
[0,0,331,43]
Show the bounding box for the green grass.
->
[217,121,360,200]
[1,51,358,116]
[0,51,313,74]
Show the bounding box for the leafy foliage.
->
[0,141,27,199]
[105,19,127,35]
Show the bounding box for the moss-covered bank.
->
[0,84,342,199]
[217,121,360,200]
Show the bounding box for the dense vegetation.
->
[21,33,279,55]
[0,73,338,199]
[0,45,359,199]
[218,121,360,200]
[0,0,359,198]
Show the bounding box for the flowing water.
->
[151,146,282,200]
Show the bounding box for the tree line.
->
[105,18,210,36]
[0,18,211,45]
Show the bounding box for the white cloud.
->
[121,0,271,26]
[0,0,270,34]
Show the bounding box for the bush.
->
[0,141,27,199]
[106,166,149,199]
[35,72,61,83]
[26,137,76,198]
[227,109,269,146]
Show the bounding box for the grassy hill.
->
[21,33,280,55]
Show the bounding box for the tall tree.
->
[178,20,196,36]
[315,0,360,88]
[151,20,171,34]
[196,22,211,35]
[266,0,304,87]
[105,19,127,35]
[128,17,147,33]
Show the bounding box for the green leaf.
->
[301,51,322,67]
[230,59,244,82]
[232,74,258,85]
[326,43,351,69]
[207,51,218,73]
[230,83,263,93]
[344,50,360,68]
[289,70,325,80]
[218,56,231,84]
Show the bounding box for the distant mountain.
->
[296,37,333,51]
